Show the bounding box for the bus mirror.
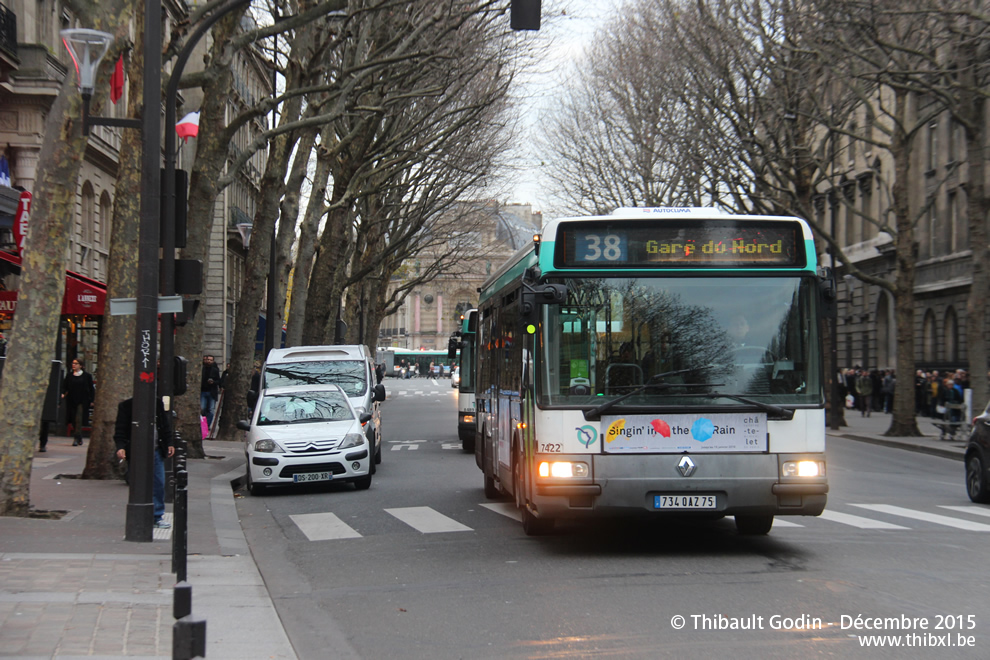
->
[521,282,567,319]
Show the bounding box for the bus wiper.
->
[694,393,794,421]
[582,367,716,421]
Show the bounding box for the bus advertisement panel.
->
[474,208,830,536]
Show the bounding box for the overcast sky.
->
[509,0,616,213]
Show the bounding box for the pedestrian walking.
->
[855,369,874,417]
[881,370,895,414]
[200,355,221,427]
[62,358,95,446]
[113,396,175,528]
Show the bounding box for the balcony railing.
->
[0,4,16,58]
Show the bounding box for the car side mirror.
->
[359,412,373,425]
[373,383,386,402]
[236,420,251,431]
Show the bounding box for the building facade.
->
[380,202,542,350]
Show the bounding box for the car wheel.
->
[735,514,774,535]
[353,474,372,490]
[246,468,265,496]
[966,454,990,503]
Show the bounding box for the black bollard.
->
[172,615,207,659]
[171,466,188,581]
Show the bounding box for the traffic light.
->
[173,355,189,396]
[511,0,541,30]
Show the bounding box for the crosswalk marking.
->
[850,504,990,532]
[290,512,362,541]
[938,505,990,519]
[282,503,990,542]
[818,509,909,529]
[480,502,522,522]
[385,507,473,533]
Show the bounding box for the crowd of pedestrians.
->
[838,366,970,421]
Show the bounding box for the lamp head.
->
[60,29,113,97]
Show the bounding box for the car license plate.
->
[654,494,717,510]
[293,472,331,483]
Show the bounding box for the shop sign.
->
[13,191,31,256]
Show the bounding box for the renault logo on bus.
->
[677,456,696,477]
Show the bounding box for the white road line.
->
[290,512,363,541]
[938,505,990,519]
[385,507,473,533]
[480,502,522,522]
[850,504,990,531]
[818,509,909,529]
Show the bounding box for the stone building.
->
[380,202,542,350]
[0,0,270,375]
[812,93,987,375]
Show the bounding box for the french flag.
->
[176,111,200,142]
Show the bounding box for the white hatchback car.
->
[238,385,373,495]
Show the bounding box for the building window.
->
[922,309,937,363]
[944,307,958,364]
[927,120,938,172]
[927,202,937,257]
[947,190,958,253]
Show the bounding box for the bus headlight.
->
[538,461,589,478]
[781,460,825,478]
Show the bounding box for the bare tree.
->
[0,2,139,514]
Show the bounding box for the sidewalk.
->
[826,409,969,461]
[0,435,296,659]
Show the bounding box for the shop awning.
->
[0,250,107,316]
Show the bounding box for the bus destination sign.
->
[555,220,804,268]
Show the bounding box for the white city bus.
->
[474,208,832,535]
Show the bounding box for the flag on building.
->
[110,54,124,104]
[176,111,200,142]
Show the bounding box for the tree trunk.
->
[285,128,334,347]
[0,80,88,514]
[885,88,921,437]
[83,45,144,479]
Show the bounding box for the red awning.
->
[0,250,107,317]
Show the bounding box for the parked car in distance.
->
[451,366,460,389]
[238,385,374,495]
[965,399,990,503]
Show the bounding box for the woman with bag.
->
[62,358,95,446]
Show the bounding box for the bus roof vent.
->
[610,207,727,218]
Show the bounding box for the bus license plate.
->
[294,472,331,483]
[654,495,717,510]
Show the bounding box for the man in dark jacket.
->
[113,397,175,528]
[200,355,221,427]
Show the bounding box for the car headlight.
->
[781,460,825,478]
[538,461,589,478]
[338,433,365,450]
[254,438,284,453]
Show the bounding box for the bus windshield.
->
[538,276,822,407]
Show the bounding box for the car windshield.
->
[257,391,354,425]
[538,276,822,407]
[262,360,367,396]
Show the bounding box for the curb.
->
[831,432,965,462]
